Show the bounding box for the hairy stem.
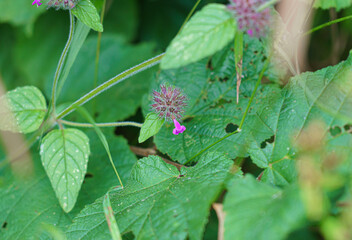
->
[51,11,75,115]
[56,53,164,119]
[59,119,142,128]
[185,57,271,164]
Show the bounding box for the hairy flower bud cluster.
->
[32,0,79,10]
[227,0,271,37]
[47,0,79,10]
[152,84,187,121]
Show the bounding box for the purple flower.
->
[32,0,42,7]
[172,119,186,135]
[227,0,271,37]
[151,84,187,121]
[46,0,78,10]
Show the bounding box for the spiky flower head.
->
[227,0,271,37]
[151,84,187,121]
[46,0,79,10]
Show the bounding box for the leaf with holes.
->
[40,128,90,212]
[223,175,305,240]
[138,112,165,143]
[0,86,47,133]
[66,152,233,240]
[144,37,279,164]
[161,3,236,69]
[249,52,352,186]
[71,0,103,32]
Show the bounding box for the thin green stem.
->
[304,15,352,36]
[185,57,271,165]
[51,11,75,115]
[56,53,164,120]
[176,0,202,35]
[59,119,142,128]
[93,0,106,115]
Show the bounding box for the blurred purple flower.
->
[32,0,42,7]
[228,0,271,37]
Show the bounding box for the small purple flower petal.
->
[172,119,186,135]
[32,0,42,7]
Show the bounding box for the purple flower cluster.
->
[227,0,271,37]
[32,0,79,9]
[152,84,187,135]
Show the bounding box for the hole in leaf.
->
[225,123,238,133]
[260,135,275,149]
[219,77,229,82]
[2,222,7,229]
[206,59,213,70]
[85,173,94,179]
[344,124,352,132]
[329,126,342,137]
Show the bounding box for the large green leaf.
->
[0,86,47,133]
[145,37,278,164]
[66,152,233,240]
[59,34,156,122]
[314,0,352,11]
[0,133,137,238]
[249,53,352,186]
[71,0,103,32]
[223,175,305,240]
[161,3,236,69]
[40,129,90,212]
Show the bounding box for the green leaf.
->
[138,112,165,143]
[40,128,90,212]
[71,0,103,32]
[66,152,233,240]
[0,86,47,133]
[103,192,122,240]
[314,0,352,11]
[0,133,136,238]
[161,3,236,69]
[249,53,352,186]
[223,175,305,240]
[145,37,277,164]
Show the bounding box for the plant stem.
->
[93,0,106,116]
[56,53,164,120]
[176,0,202,35]
[51,11,75,115]
[185,57,271,165]
[304,15,352,36]
[59,119,142,128]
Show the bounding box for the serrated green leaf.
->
[249,53,352,186]
[223,175,305,240]
[138,112,165,143]
[314,0,352,11]
[161,3,236,69]
[145,37,277,164]
[40,128,90,212]
[0,86,47,133]
[72,0,103,32]
[66,152,233,240]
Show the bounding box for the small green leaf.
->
[223,175,305,240]
[161,3,236,69]
[103,192,122,240]
[72,0,103,32]
[66,152,233,240]
[138,112,165,143]
[40,128,90,212]
[0,86,47,133]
